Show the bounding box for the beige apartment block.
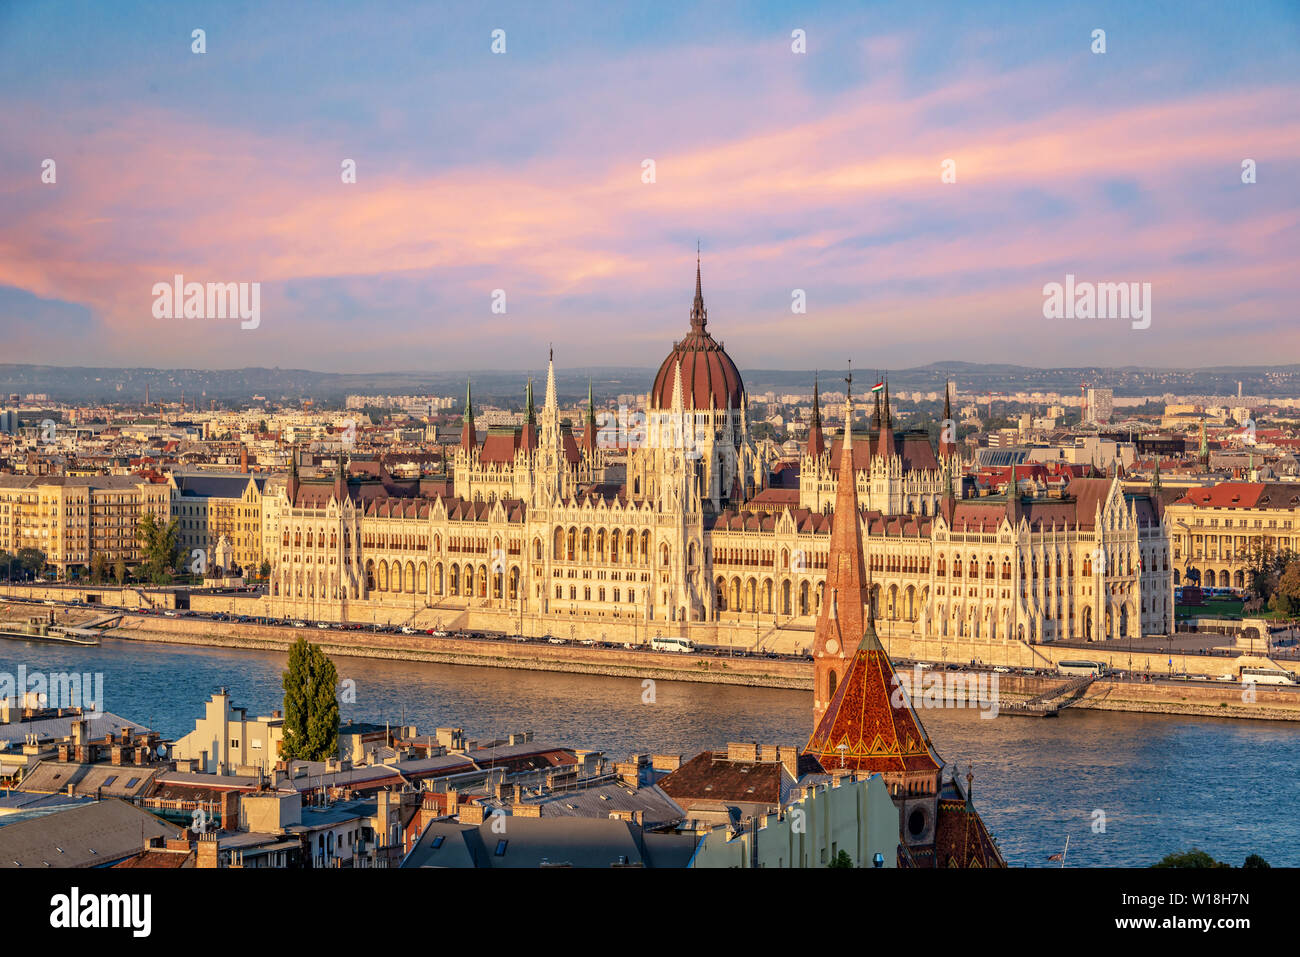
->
[0,475,171,575]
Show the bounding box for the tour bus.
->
[650,636,695,654]
[1058,660,1107,677]
[1239,666,1297,686]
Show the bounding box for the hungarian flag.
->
[1047,852,1064,862]
[870,381,885,393]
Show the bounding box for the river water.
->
[2,637,1294,868]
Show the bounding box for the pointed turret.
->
[460,378,477,453]
[333,454,348,505]
[286,445,300,505]
[1006,461,1021,525]
[806,374,826,459]
[580,379,597,455]
[939,379,957,460]
[877,378,897,459]
[544,347,557,413]
[520,378,538,453]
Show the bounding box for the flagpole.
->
[1061,834,1069,868]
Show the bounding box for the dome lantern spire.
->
[690,242,707,333]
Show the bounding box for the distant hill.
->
[1,362,1297,406]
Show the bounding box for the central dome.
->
[650,260,745,411]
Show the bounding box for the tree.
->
[113,559,127,586]
[280,638,340,761]
[258,559,272,580]
[1270,560,1300,619]
[89,552,109,584]
[136,513,180,584]
[827,850,855,868]
[16,547,46,581]
[1243,854,1270,869]
[0,550,11,580]
[1152,848,1230,868]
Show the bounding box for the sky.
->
[0,0,1297,374]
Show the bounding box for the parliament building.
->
[261,262,1175,653]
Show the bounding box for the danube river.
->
[3,637,1295,868]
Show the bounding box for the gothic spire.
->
[877,376,897,459]
[806,373,826,458]
[460,377,477,453]
[939,377,957,460]
[690,245,707,333]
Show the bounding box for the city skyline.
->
[2,1,1297,373]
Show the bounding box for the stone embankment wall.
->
[91,613,812,689]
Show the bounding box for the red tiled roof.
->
[1172,481,1288,509]
[804,620,944,775]
[931,798,1006,868]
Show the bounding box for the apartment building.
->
[169,472,268,574]
[0,474,171,575]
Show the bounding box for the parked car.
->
[992,666,1011,674]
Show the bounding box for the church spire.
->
[808,365,870,730]
[526,377,535,425]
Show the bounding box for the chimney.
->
[778,746,800,779]
[651,754,682,772]
[196,833,220,869]
[615,761,640,789]
[220,790,241,831]
[726,742,758,763]
[459,802,485,825]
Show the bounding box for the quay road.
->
[4,592,1297,689]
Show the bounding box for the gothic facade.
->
[260,263,1174,649]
